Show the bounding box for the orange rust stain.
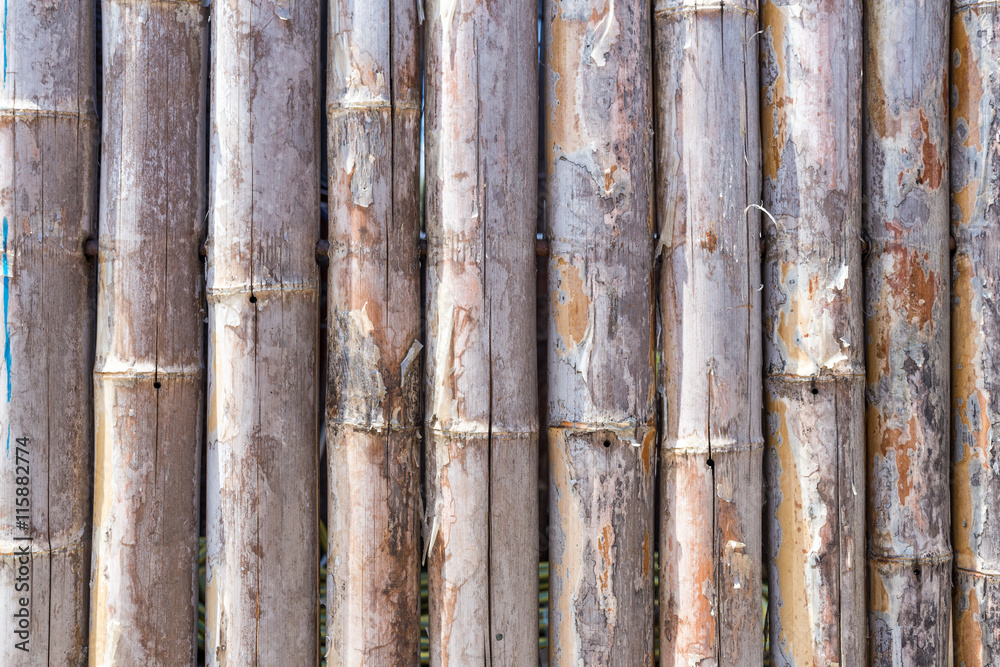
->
[545,8,586,168]
[768,395,819,666]
[604,165,618,192]
[951,15,983,150]
[884,247,937,329]
[955,578,984,664]
[953,181,981,228]
[868,404,926,513]
[553,257,591,353]
[761,1,791,181]
[916,110,943,190]
[641,427,655,474]
[952,254,989,568]
[642,531,650,578]
[597,524,614,600]
[701,227,718,253]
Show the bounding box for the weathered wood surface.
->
[423,0,539,663]
[90,2,206,664]
[205,0,320,664]
[544,0,655,664]
[326,0,423,664]
[760,1,865,664]
[655,2,762,665]
[864,1,952,664]
[0,1,96,664]
[951,2,1000,663]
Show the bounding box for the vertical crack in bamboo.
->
[760,1,865,664]
[950,3,1000,664]
[655,2,762,665]
[423,0,539,664]
[205,0,320,664]
[326,0,423,664]
[544,0,655,664]
[90,1,206,664]
[864,2,952,664]
[0,1,97,664]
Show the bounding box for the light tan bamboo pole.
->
[325,0,423,663]
[542,0,654,664]
[760,1,865,664]
[864,1,952,663]
[655,2,762,665]
[951,2,1000,663]
[423,0,539,663]
[0,2,96,664]
[204,0,320,664]
[89,2,206,664]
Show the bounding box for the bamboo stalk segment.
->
[423,0,539,663]
[655,2,762,665]
[864,1,952,664]
[542,0,655,664]
[760,1,865,664]
[205,0,321,664]
[951,2,1000,663]
[325,0,423,663]
[0,2,96,664]
[90,2,206,664]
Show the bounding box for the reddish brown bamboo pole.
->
[325,0,423,663]
[0,2,96,664]
[655,2,762,665]
[204,0,320,664]
[542,0,654,664]
[951,2,1000,663]
[89,2,206,664]
[423,0,539,663]
[864,1,952,663]
[761,1,865,664]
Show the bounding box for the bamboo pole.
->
[655,2,762,665]
[543,0,654,664]
[89,2,206,664]
[325,0,423,663]
[0,2,96,664]
[864,1,952,664]
[423,0,539,663]
[951,2,1000,663]
[205,0,320,664]
[760,1,865,664]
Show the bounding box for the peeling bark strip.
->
[951,2,1000,663]
[326,0,423,664]
[542,0,655,664]
[423,0,539,664]
[655,2,762,665]
[761,1,865,665]
[89,2,205,665]
[864,2,952,664]
[0,1,96,664]
[205,0,320,664]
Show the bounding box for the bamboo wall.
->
[0,0,985,665]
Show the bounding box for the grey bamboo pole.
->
[423,0,539,663]
[0,2,96,664]
[204,0,321,664]
[761,1,866,664]
[951,2,1000,663]
[655,2,762,665]
[543,0,654,664]
[89,2,206,664]
[864,1,952,664]
[326,0,423,663]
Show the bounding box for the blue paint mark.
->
[5,430,8,455]
[4,217,11,403]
